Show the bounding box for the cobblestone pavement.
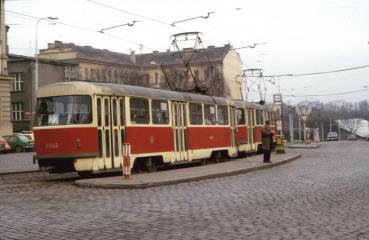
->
[1,141,369,240]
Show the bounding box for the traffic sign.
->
[296,101,312,116]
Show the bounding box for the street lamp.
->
[33,16,57,128]
[150,61,160,88]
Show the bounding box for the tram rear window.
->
[35,95,92,126]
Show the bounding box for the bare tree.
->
[339,119,363,135]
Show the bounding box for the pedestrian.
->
[261,120,274,163]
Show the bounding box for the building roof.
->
[137,46,231,66]
[8,54,78,66]
[42,41,232,67]
[73,45,134,66]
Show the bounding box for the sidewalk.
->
[75,152,301,189]
[0,152,39,175]
[288,142,320,149]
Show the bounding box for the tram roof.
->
[38,81,272,109]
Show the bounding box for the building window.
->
[194,70,199,80]
[10,73,24,92]
[154,73,159,88]
[64,66,77,80]
[12,102,24,121]
[144,74,150,86]
[84,68,89,80]
[96,69,100,80]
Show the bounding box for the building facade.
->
[0,0,12,136]
[8,55,77,132]
[8,41,243,131]
[38,41,243,99]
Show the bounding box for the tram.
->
[33,81,275,175]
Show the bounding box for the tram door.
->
[110,97,125,169]
[247,108,255,152]
[96,96,125,170]
[229,107,238,156]
[171,101,188,162]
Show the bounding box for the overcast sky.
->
[5,0,369,104]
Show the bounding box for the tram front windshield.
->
[35,95,92,126]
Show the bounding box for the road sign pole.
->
[122,143,131,180]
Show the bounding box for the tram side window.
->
[152,100,169,124]
[130,98,149,124]
[104,98,109,126]
[189,103,203,125]
[270,112,275,125]
[260,110,264,124]
[97,98,102,126]
[112,99,117,126]
[236,108,246,125]
[255,110,261,125]
[204,104,216,125]
[217,105,228,125]
[119,99,124,126]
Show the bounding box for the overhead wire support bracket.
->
[233,42,266,50]
[99,20,140,33]
[171,12,215,26]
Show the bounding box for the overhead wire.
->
[84,0,186,32]
[5,9,156,50]
[263,64,369,78]
[284,88,369,97]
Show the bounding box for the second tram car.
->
[33,81,275,175]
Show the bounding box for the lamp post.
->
[35,16,58,94]
[32,16,57,129]
[150,61,160,88]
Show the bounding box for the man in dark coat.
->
[261,120,274,163]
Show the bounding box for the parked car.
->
[0,137,11,153]
[2,134,35,153]
[20,131,34,141]
[326,132,338,141]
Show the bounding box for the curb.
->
[0,169,40,176]
[75,154,302,189]
[288,145,320,149]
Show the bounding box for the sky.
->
[4,0,369,105]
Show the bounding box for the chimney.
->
[54,40,63,48]
[130,50,136,64]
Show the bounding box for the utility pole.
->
[321,121,324,141]
[288,106,294,142]
[298,116,301,141]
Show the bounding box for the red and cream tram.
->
[33,81,275,175]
